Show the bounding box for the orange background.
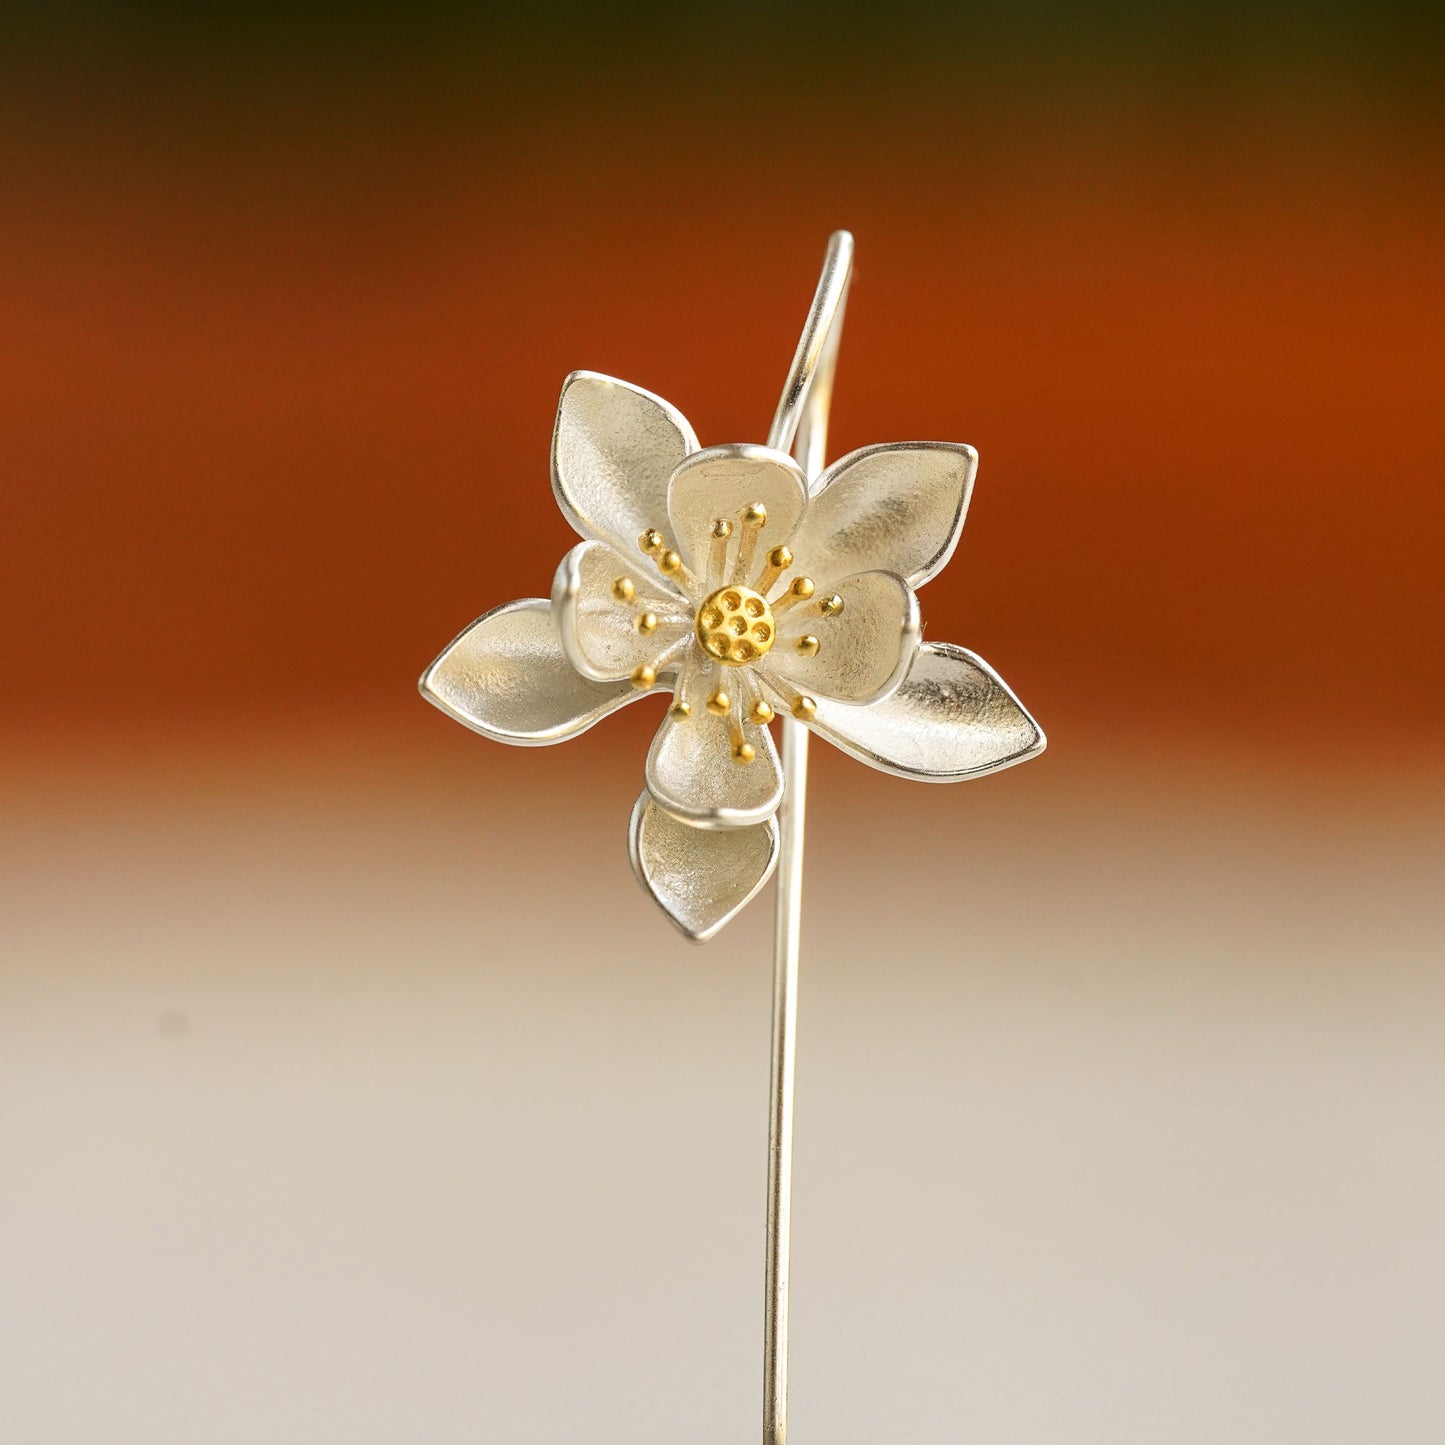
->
[7,83,1442,756]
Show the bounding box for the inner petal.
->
[763,569,920,705]
[552,540,693,682]
[666,444,809,583]
[645,654,783,828]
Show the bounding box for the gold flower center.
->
[696,586,776,666]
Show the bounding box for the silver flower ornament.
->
[420,369,1044,940]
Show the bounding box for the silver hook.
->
[763,230,853,1445]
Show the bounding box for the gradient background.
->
[3,5,1443,1441]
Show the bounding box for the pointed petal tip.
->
[803,642,1047,782]
[797,441,978,586]
[551,371,699,560]
[420,598,653,746]
[629,792,780,941]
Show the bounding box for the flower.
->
[421,371,1045,939]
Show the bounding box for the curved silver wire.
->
[763,230,853,1445]
[768,230,853,461]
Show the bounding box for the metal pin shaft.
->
[761,230,852,1445]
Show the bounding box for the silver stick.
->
[762,230,853,1445]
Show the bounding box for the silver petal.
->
[419,599,659,744]
[629,791,779,942]
[765,569,920,705]
[791,441,977,588]
[645,654,783,828]
[666,444,809,581]
[804,642,1045,780]
[551,371,699,560]
[551,540,693,682]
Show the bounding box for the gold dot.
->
[711,518,733,539]
[820,593,845,617]
[704,635,729,659]
[795,635,820,657]
[733,641,755,662]
[658,549,682,575]
[789,576,815,601]
[792,696,817,721]
[630,664,656,689]
[742,502,767,526]
[752,623,772,643]
[767,544,793,570]
[639,529,665,555]
[612,577,635,602]
[706,689,730,716]
[732,741,756,765]
[750,700,774,724]
[668,701,691,721]
[637,611,658,634]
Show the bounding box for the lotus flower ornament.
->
[420,371,1044,940]
[419,234,1047,1445]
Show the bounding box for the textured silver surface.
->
[628,792,779,942]
[792,440,977,587]
[762,569,920,706]
[551,370,697,560]
[665,444,808,579]
[418,599,659,744]
[551,539,692,682]
[807,641,1045,780]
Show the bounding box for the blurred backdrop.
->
[3,4,1443,1442]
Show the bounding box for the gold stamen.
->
[709,518,733,586]
[668,700,691,721]
[791,695,817,721]
[772,575,815,614]
[731,501,767,584]
[749,699,774,725]
[705,688,731,716]
[795,635,820,658]
[754,544,793,596]
[732,736,756,765]
[637,611,658,634]
[630,664,657,689]
[638,528,666,555]
[819,593,845,617]
[612,576,635,602]
[654,548,699,591]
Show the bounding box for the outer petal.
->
[646,656,783,828]
[419,599,661,744]
[552,540,693,682]
[790,442,977,589]
[666,444,808,581]
[629,792,779,942]
[763,570,920,706]
[551,371,699,560]
[805,642,1045,780]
